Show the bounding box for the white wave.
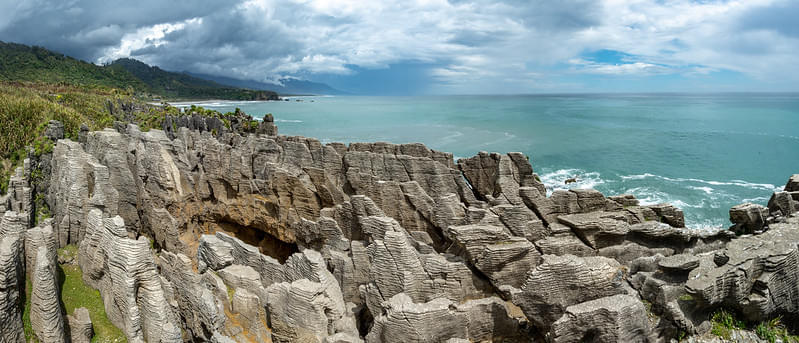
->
[479,132,517,147]
[539,168,606,196]
[685,220,727,233]
[619,173,778,191]
[624,187,670,206]
[440,131,463,143]
[740,196,769,203]
[687,186,714,195]
[275,119,303,123]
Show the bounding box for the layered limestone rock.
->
[67,307,94,343]
[79,209,181,342]
[686,216,799,321]
[30,246,67,343]
[513,254,629,331]
[366,293,523,343]
[12,117,797,342]
[0,230,25,343]
[549,294,651,343]
[728,203,768,234]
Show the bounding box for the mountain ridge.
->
[0,41,277,100]
[185,71,347,95]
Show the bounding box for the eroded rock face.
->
[15,118,798,342]
[79,209,181,342]
[549,294,651,343]
[0,230,25,343]
[365,293,523,343]
[686,216,799,321]
[513,254,628,330]
[729,203,768,234]
[68,307,94,343]
[30,246,67,343]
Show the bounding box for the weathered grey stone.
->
[558,211,630,249]
[218,264,263,298]
[24,224,57,279]
[158,251,225,341]
[44,120,65,141]
[458,152,544,206]
[729,203,768,234]
[513,254,627,330]
[67,307,94,343]
[549,294,651,343]
[768,191,795,217]
[0,232,24,343]
[658,253,700,273]
[447,224,540,288]
[686,216,799,321]
[79,209,181,342]
[647,203,685,228]
[197,234,235,273]
[785,174,799,192]
[366,293,467,343]
[30,247,67,343]
[609,194,639,207]
[266,278,356,343]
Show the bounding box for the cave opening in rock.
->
[216,220,299,263]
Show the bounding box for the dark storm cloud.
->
[0,0,230,61]
[0,0,796,93]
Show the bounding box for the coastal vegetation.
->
[709,308,799,342]
[0,41,278,100]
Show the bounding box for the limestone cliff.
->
[1,117,798,342]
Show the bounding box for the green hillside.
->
[109,58,278,100]
[0,41,145,91]
[0,41,278,100]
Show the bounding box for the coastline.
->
[3,115,797,342]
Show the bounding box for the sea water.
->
[173,94,799,229]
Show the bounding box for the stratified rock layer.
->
[2,116,795,342]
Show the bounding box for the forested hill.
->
[109,58,278,100]
[0,41,278,100]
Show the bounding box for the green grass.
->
[755,317,799,343]
[23,276,35,341]
[227,284,236,303]
[709,309,799,342]
[710,309,746,339]
[58,245,127,342]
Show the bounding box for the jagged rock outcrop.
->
[729,203,769,234]
[68,307,94,343]
[0,228,25,343]
[7,116,796,343]
[447,224,540,288]
[366,293,523,343]
[686,216,799,321]
[785,174,799,192]
[30,246,67,343]
[79,209,181,342]
[158,251,226,341]
[513,254,629,331]
[549,294,651,342]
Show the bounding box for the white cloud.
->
[1,0,797,92]
[98,18,200,63]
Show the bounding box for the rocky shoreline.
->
[1,116,798,342]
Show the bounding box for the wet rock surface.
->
[1,118,798,342]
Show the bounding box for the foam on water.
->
[539,168,607,196]
[620,173,779,191]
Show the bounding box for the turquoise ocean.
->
[174,94,799,229]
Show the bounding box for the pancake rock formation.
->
[0,117,797,343]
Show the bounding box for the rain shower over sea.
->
[174,93,799,229]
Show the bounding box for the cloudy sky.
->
[1,0,797,94]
